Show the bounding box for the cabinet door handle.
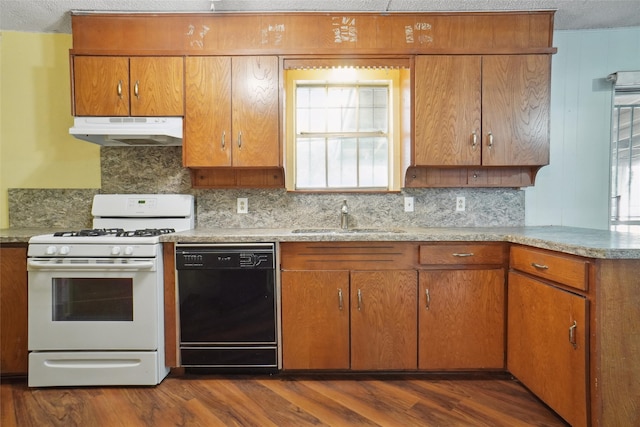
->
[357,289,362,311]
[221,131,226,149]
[453,253,474,257]
[531,262,549,270]
[425,288,430,310]
[117,80,123,98]
[134,80,140,99]
[471,131,478,149]
[237,131,243,149]
[487,131,494,148]
[338,288,343,311]
[569,320,578,349]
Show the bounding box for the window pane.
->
[296,138,326,188]
[611,99,640,225]
[359,137,389,187]
[327,138,357,187]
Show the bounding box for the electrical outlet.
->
[237,197,248,214]
[404,197,414,212]
[456,196,466,212]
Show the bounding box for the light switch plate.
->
[404,197,414,212]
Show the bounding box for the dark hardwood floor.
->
[1,372,568,426]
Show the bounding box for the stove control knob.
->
[124,246,134,255]
[59,246,70,255]
[46,246,57,255]
[111,246,122,255]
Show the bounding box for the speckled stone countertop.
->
[3,226,640,259]
[164,226,640,259]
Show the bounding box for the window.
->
[285,68,405,191]
[609,72,640,232]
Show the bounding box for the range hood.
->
[69,117,183,146]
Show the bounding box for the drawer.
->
[510,245,589,291]
[419,243,507,265]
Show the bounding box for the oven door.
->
[27,257,161,351]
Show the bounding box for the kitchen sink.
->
[291,228,406,234]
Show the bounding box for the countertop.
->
[3,226,640,259]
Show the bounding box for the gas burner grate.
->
[53,228,125,237]
[116,228,176,237]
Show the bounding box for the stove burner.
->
[116,228,176,237]
[52,228,175,237]
[53,228,125,237]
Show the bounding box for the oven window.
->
[52,278,133,321]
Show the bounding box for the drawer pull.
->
[531,262,549,270]
[453,253,474,257]
[425,288,431,310]
[569,321,578,349]
[338,288,343,311]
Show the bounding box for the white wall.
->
[525,27,640,229]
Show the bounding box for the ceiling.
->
[1,0,640,34]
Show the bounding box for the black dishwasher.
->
[176,243,278,372]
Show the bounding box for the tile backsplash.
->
[9,147,524,229]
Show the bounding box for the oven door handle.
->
[27,259,155,271]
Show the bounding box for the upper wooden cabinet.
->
[72,56,184,117]
[184,56,280,168]
[414,54,550,167]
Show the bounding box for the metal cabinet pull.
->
[471,131,478,149]
[117,80,123,98]
[487,131,494,148]
[221,131,226,149]
[531,262,549,270]
[569,321,578,349]
[453,253,474,257]
[338,288,343,311]
[134,80,140,98]
[237,131,243,149]
[357,289,362,311]
[425,288,430,310]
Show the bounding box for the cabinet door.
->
[0,247,28,375]
[281,271,350,370]
[73,56,130,116]
[508,271,588,427]
[129,57,184,116]
[419,269,505,369]
[351,270,417,370]
[482,55,550,166]
[184,56,233,167]
[414,55,482,166]
[231,56,280,167]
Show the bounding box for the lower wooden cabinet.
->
[0,245,28,375]
[280,269,417,371]
[281,270,350,370]
[350,270,417,370]
[418,269,505,369]
[507,271,588,427]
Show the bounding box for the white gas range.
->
[27,194,194,387]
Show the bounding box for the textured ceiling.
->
[1,0,639,34]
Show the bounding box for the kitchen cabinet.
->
[508,245,589,427]
[184,56,280,168]
[350,270,417,370]
[417,243,507,370]
[280,242,417,371]
[414,55,550,167]
[281,270,350,370]
[0,245,28,375]
[72,56,184,117]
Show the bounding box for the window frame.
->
[284,67,403,192]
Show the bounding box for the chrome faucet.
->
[340,199,349,229]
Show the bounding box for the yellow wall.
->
[0,31,101,228]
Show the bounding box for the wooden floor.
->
[1,372,568,427]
